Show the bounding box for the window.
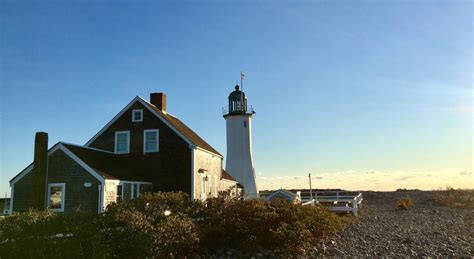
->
[132,109,143,122]
[47,183,65,212]
[116,185,123,201]
[120,182,152,200]
[115,131,130,154]
[131,184,139,199]
[143,129,159,153]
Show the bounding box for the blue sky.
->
[1,0,472,195]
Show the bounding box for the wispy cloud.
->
[394,176,414,181]
[256,169,474,191]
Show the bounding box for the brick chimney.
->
[150,93,166,112]
[33,132,48,210]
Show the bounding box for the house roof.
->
[85,96,222,157]
[62,143,151,182]
[142,99,222,156]
[221,169,237,182]
[264,189,298,201]
[9,142,153,185]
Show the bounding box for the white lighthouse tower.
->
[223,85,258,198]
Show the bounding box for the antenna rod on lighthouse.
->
[309,173,313,201]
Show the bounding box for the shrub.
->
[200,192,351,256]
[0,191,352,257]
[0,209,102,258]
[397,197,414,210]
[433,187,474,208]
[98,192,202,257]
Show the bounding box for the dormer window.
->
[115,131,130,154]
[132,109,143,122]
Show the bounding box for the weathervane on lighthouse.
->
[223,72,258,198]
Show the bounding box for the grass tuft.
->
[397,197,414,210]
[433,187,474,208]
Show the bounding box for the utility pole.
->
[308,173,313,201]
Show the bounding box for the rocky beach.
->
[320,190,474,257]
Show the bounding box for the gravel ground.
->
[318,190,474,257]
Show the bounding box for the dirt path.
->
[319,191,474,257]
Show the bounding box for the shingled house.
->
[9,93,239,214]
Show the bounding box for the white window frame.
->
[116,184,123,201]
[143,129,159,153]
[119,181,152,200]
[131,183,139,199]
[115,131,130,154]
[47,183,66,212]
[132,109,143,122]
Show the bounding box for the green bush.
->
[200,193,351,256]
[0,209,102,258]
[0,191,352,257]
[99,192,201,257]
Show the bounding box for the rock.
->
[328,247,345,255]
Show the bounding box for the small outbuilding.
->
[264,189,301,204]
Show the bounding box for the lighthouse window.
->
[244,121,247,128]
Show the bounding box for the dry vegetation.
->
[0,191,353,257]
[397,196,414,210]
[433,187,474,208]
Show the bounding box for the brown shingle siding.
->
[47,149,100,214]
[87,101,192,195]
[145,101,222,156]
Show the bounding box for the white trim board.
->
[10,163,33,186]
[9,185,14,216]
[9,143,105,190]
[191,148,195,200]
[196,146,223,159]
[57,144,105,182]
[60,142,115,154]
[221,178,239,184]
[84,96,140,146]
[84,96,195,148]
[266,189,296,201]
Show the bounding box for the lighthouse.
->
[223,85,258,198]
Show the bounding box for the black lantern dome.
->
[228,85,247,113]
[223,85,254,117]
